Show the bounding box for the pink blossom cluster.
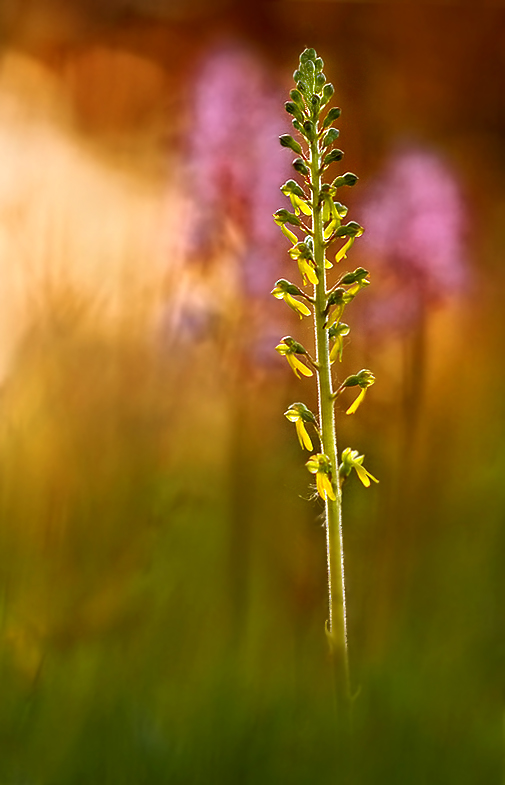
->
[185,42,291,298]
[359,145,468,330]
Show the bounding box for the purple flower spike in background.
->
[174,41,293,362]
[186,42,290,295]
[359,144,468,332]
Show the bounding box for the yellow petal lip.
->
[295,419,313,451]
[354,464,371,487]
[326,304,344,330]
[316,472,336,501]
[324,218,337,240]
[298,259,318,286]
[322,474,337,501]
[330,338,343,364]
[346,388,366,415]
[335,236,355,264]
[315,472,326,500]
[287,354,313,378]
[285,294,311,318]
[279,223,299,244]
[291,194,312,216]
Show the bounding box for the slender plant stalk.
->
[309,138,350,702]
[272,48,378,709]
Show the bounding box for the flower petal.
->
[291,194,312,216]
[285,294,311,318]
[292,355,313,377]
[298,259,318,286]
[279,224,299,244]
[354,464,371,487]
[334,236,355,264]
[346,388,366,415]
[295,419,313,451]
[329,337,343,364]
[321,473,337,501]
[316,471,327,500]
[286,354,313,378]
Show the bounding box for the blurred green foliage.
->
[0,290,502,784]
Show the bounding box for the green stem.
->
[310,138,351,707]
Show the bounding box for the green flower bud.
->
[282,336,307,355]
[315,57,324,72]
[334,221,363,238]
[322,128,340,148]
[321,83,335,106]
[290,88,304,105]
[280,179,306,199]
[302,120,316,140]
[293,69,303,82]
[300,48,316,63]
[322,106,341,129]
[338,268,370,286]
[315,73,326,90]
[292,158,310,177]
[285,101,304,121]
[285,402,317,424]
[332,172,359,188]
[273,208,302,226]
[342,369,375,389]
[272,279,304,297]
[304,58,315,76]
[341,375,360,388]
[322,149,344,168]
[280,134,303,154]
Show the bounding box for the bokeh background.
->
[0,0,503,783]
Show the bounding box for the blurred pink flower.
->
[358,144,468,331]
[185,42,291,298]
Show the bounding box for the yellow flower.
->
[328,322,350,364]
[306,453,336,501]
[275,338,314,379]
[287,353,313,378]
[339,447,379,488]
[284,403,317,451]
[297,258,318,286]
[340,369,375,415]
[346,387,366,415]
[271,280,311,319]
[288,240,318,286]
[286,293,311,318]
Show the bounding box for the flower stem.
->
[310,138,351,707]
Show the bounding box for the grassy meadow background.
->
[0,0,503,782]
